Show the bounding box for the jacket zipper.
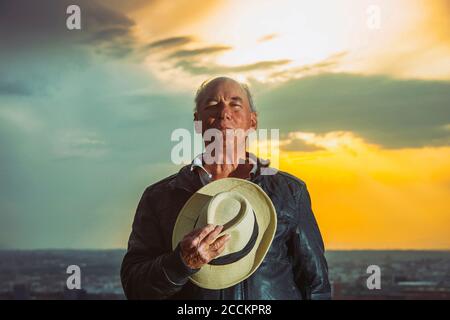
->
[242,280,247,300]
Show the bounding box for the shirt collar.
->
[190,153,259,185]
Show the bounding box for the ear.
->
[250,112,258,130]
[194,112,202,134]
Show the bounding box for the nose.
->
[216,101,232,121]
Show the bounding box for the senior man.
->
[121,76,331,300]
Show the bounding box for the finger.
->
[201,225,224,246]
[210,234,231,251]
[185,224,210,238]
[182,229,202,250]
[191,224,217,247]
[182,225,212,250]
[186,224,215,243]
[213,240,228,257]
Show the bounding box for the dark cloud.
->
[231,60,292,72]
[169,45,232,59]
[78,3,137,58]
[0,0,137,59]
[88,27,130,42]
[175,59,292,75]
[162,43,291,77]
[144,36,194,50]
[83,3,134,30]
[98,0,152,11]
[0,81,32,96]
[257,73,450,148]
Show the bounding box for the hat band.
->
[208,211,259,266]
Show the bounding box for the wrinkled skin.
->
[180,224,230,269]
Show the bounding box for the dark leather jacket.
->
[120,161,331,300]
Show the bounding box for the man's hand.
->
[179,224,231,269]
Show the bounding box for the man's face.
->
[194,79,257,139]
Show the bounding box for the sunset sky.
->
[0,0,449,249]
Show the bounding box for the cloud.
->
[0,81,32,96]
[0,0,139,60]
[169,45,232,59]
[0,107,42,132]
[144,36,194,50]
[52,131,108,160]
[281,131,365,153]
[126,0,224,42]
[81,11,136,58]
[143,37,292,87]
[257,33,278,43]
[343,0,450,81]
[0,8,196,249]
[280,136,325,152]
[268,52,347,81]
[257,73,450,148]
[175,59,292,75]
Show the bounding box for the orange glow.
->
[276,131,450,249]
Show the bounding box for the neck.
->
[203,152,254,181]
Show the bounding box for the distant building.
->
[13,283,30,300]
[63,287,87,300]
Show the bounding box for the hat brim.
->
[172,178,277,290]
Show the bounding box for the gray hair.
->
[194,76,256,112]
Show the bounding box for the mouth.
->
[208,125,235,132]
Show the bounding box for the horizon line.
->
[1,248,449,252]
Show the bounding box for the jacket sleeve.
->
[120,187,199,300]
[289,183,332,300]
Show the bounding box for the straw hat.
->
[172,178,277,290]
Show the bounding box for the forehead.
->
[203,79,246,100]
